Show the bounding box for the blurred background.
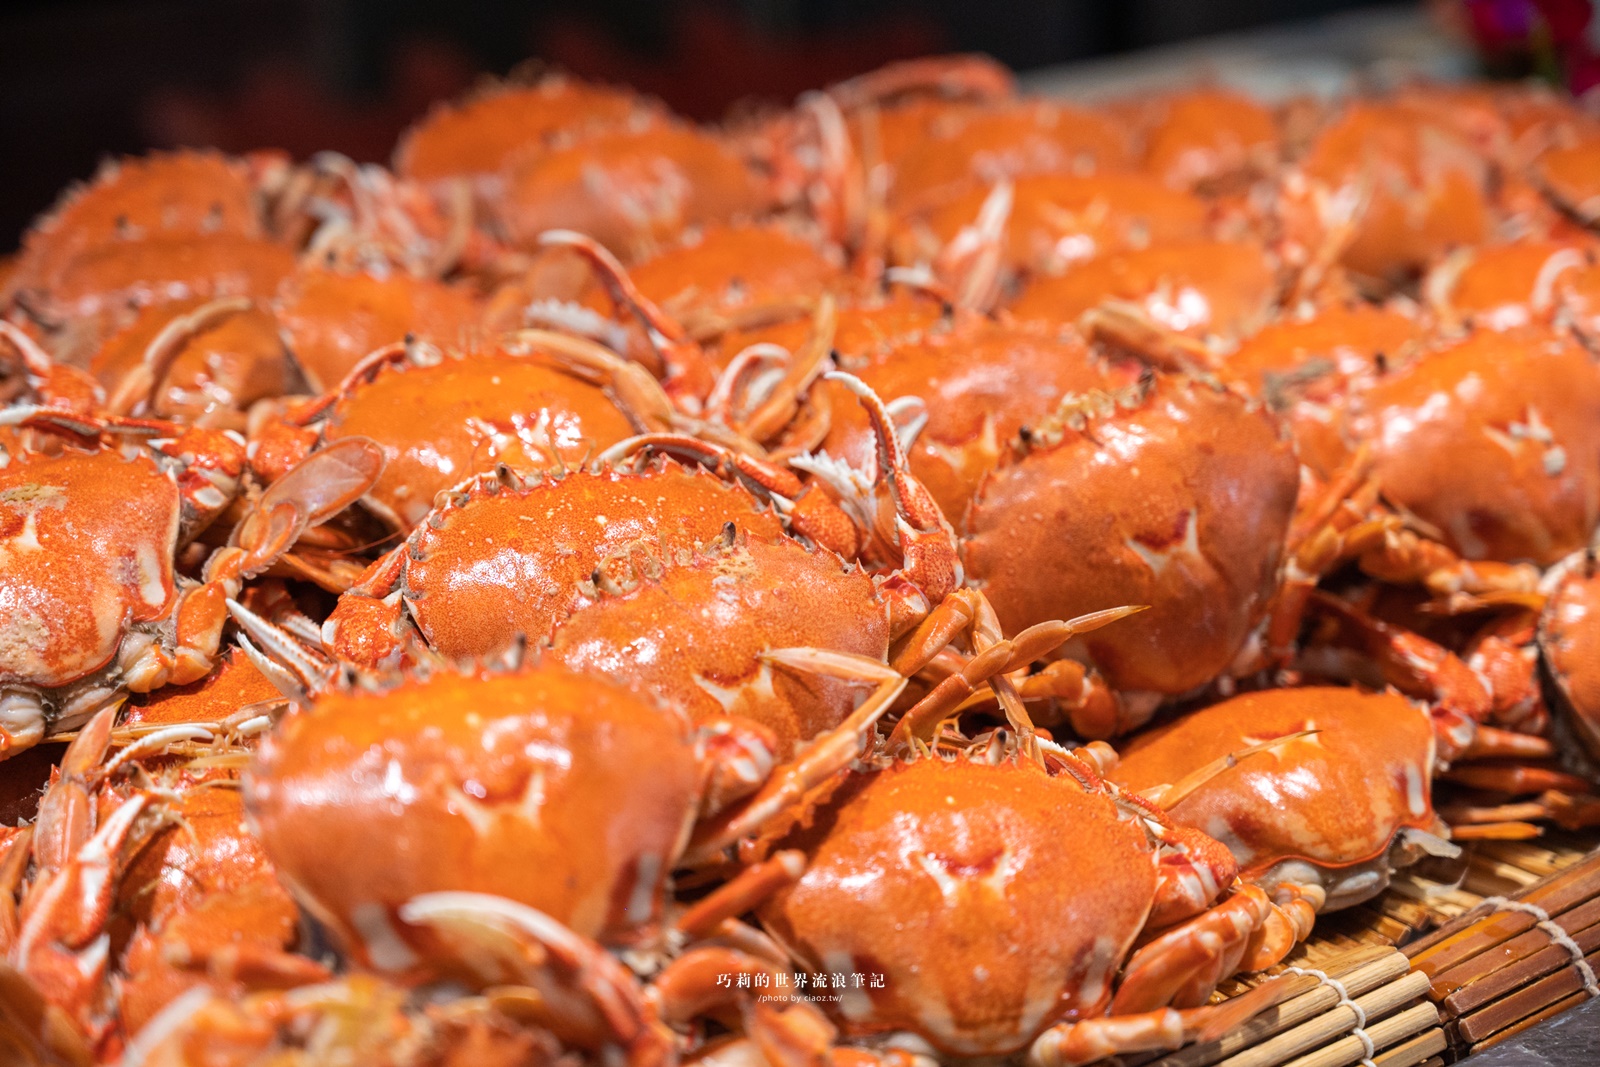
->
[3,0,1593,249]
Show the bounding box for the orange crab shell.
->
[393,77,661,189]
[41,233,298,325]
[592,222,848,345]
[245,665,702,958]
[114,767,310,1035]
[387,463,787,663]
[1222,302,1423,476]
[497,122,771,259]
[13,151,269,302]
[128,974,566,1067]
[756,754,1158,1056]
[1299,101,1492,285]
[88,297,296,427]
[724,288,947,367]
[1538,551,1600,762]
[0,446,181,691]
[889,173,1211,278]
[1536,133,1600,224]
[1007,239,1279,341]
[888,100,1132,212]
[311,341,639,530]
[120,649,282,730]
[1350,326,1600,565]
[546,535,890,756]
[1110,687,1439,904]
[962,375,1299,698]
[829,320,1126,522]
[1137,87,1279,191]
[1430,241,1600,336]
[276,266,484,393]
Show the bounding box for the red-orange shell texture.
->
[1138,87,1279,190]
[1539,552,1600,761]
[1350,327,1600,564]
[1007,239,1278,340]
[397,464,785,658]
[277,267,483,392]
[758,756,1157,1056]
[89,297,295,426]
[1110,688,1438,887]
[547,536,890,755]
[1434,242,1600,336]
[1222,302,1423,476]
[830,321,1121,522]
[14,152,268,302]
[497,123,770,258]
[245,666,701,959]
[613,222,845,326]
[44,234,297,322]
[120,649,281,730]
[394,79,658,186]
[962,376,1298,695]
[0,447,179,688]
[1300,102,1491,283]
[888,100,1132,211]
[316,344,638,529]
[890,173,1210,277]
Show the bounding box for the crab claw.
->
[821,371,963,600]
[226,599,338,705]
[933,178,1012,313]
[224,436,387,580]
[397,892,674,1063]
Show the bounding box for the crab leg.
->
[397,892,673,1064]
[1028,984,1285,1067]
[819,371,962,600]
[889,600,1146,749]
[890,594,1146,744]
[103,297,253,416]
[933,179,1012,312]
[0,828,33,954]
[684,650,905,864]
[12,792,168,1034]
[226,599,341,704]
[1308,590,1496,728]
[733,296,837,444]
[598,433,803,500]
[509,326,683,435]
[1110,883,1275,1014]
[672,852,806,941]
[652,946,844,1066]
[130,437,384,691]
[539,229,718,410]
[826,53,1014,111]
[651,945,790,1025]
[0,962,92,1067]
[1079,300,1217,376]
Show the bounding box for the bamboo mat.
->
[1120,831,1600,1067]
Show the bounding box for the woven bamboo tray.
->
[1116,831,1600,1067]
[1403,837,1600,1059]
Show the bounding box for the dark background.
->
[1,0,1398,249]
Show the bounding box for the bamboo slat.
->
[1146,947,1440,1067]
[1110,836,1600,1067]
[1399,842,1600,1059]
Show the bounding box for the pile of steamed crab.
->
[5,52,1600,1067]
